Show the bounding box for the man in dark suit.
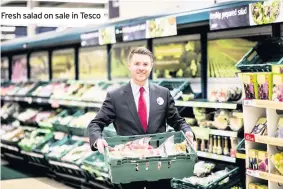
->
[88,47,195,189]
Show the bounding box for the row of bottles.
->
[195,135,238,157]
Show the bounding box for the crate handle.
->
[146,161,149,171]
[136,163,139,171]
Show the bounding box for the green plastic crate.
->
[236,37,283,72]
[18,129,54,152]
[104,131,197,184]
[47,138,84,161]
[82,151,109,179]
[171,164,240,189]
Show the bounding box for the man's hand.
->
[95,138,108,154]
[185,131,196,151]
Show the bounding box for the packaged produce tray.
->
[18,129,54,152]
[82,151,109,180]
[236,37,283,72]
[50,143,93,179]
[104,131,197,184]
[171,163,240,189]
[47,137,84,161]
[53,109,85,133]
[1,126,36,147]
[23,136,66,166]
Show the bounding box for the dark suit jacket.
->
[88,82,192,150]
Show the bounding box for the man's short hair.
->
[128,47,153,63]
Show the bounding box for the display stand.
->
[243,100,283,189]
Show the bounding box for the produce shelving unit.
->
[243,100,283,189]
[175,99,241,110]
[1,79,246,188]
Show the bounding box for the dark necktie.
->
[138,87,147,132]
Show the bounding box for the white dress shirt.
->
[130,79,150,124]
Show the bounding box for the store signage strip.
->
[210,0,283,30]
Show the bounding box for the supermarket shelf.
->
[1,95,102,108]
[49,160,81,170]
[210,129,238,137]
[49,99,102,108]
[244,133,283,147]
[246,169,283,184]
[191,126,238,140]
[244,100,283,110]
[175,100,239,109]
[197,151,236,163]
[0,143,19,152]
[20,150,44,158]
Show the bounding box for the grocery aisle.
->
[1,159,72,189]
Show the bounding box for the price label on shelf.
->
[25,97,33,104]
[247,169,259,178]
[244,133,255,142]
[36,98,43,103]
[244,100,255,106]
[51,100,60,108]
[15,97,19,101]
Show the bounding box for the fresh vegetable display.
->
[61,143,92,164]
[48,144,77,159]
[208,87,242,102]
[0,83,16,96]
[0,103,19,121]
[15,82,37,96]
[18,129,53,152]
[229,111,244,131]
[16,109,38,122]
[1,126,36,143]
[69,112,97,128]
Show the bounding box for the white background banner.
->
[1,7,107,27]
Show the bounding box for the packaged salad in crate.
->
[104,131,197,184]
[171,161,240,189]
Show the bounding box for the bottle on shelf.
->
[217,136,223,155]
[195,139,199,151]
[208,135,213,153]
[213,135,217,154]
[201,139,205,151]
[223,137,229,156]
[230,137,237,158]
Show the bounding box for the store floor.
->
[1,159,72,189]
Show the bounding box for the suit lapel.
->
[147,83,157,133]
[123,83,145,134]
